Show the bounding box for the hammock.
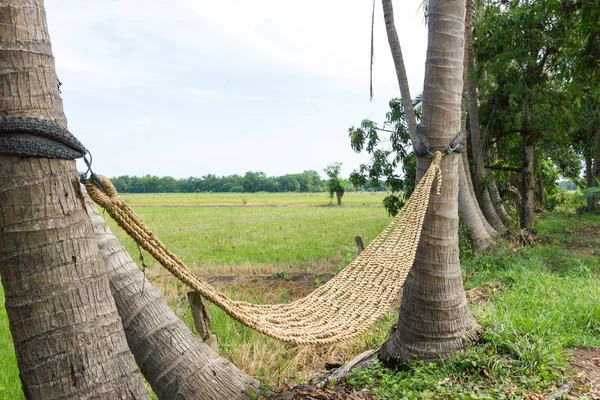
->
[86,152,443,345]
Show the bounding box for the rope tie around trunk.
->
[86,152,443,345]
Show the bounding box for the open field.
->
[1,193,599,399]
[107,195,391,274]
[118,191,388,207]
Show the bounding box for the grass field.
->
[1,192,599,398]
[118,191,388,207]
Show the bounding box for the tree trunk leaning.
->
[457,0,492,249]
[465,5,507,235]
[0,1,149,398]
[379,0,480,365]
[86,197,261,400]
[382,0,418,142]
[486,141,511,224]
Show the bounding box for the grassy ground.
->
[1,192,599,399]
[119,191,387,207]
[346,211,600,399]
[106,202,391,274]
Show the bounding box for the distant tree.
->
[324,163,345,205]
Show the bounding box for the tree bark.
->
[85,197,261,399]
[336,192,342,205]
[520,96,535,232]
[379,0,480,365]
[465,7,507,235]
[457,0,492,249]
[463,146,497,237]
[0,2,148,398]
[382,0,418,142]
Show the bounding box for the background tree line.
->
[110,169,384,194]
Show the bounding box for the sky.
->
[45,0,428,179]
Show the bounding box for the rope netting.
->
[86,152,443,345]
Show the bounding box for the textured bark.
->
[486,141,511,224]
[379,0,480,365]
[86,197,260,399]
[465,6,507,235]
[463,146,497,238]
[0,160,150,400]
[520,96,535,232]
[458,156,491,249]
[457,0,492,249]
[487,167,510,223]
[382,0,418,142]
[0,1,150,398]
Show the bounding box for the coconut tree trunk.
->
[486,141,511,224]
[379,0,480,365]
[85,197,260,399]
[465,6,507,235]
[520,96,535,232]
[382,0,418,143]
[463,143,497,237]
[0,0,149,398]
[457,0,492,249]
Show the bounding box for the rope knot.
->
[432,151,443,195]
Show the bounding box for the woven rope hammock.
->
[86,152,443,345]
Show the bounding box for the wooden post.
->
[187,291,218,351]
[355,235,365,255]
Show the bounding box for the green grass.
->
[0,286,23,400]
[119,191,387,207]
[107,204,391,273]
[1,194,599,398]
[347,212,600,399]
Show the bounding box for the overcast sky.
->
[46,0,427,179]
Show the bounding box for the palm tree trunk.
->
[457,0,492,249]
[382,0,418,142]
[465,3,507,235]
[463,146,497,237]
[85,197,260,399]
[487,168,510,223]
[379,0,480,365]
[486,141,511,224]
[0,1,148,398]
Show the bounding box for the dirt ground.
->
[571,348,600,399]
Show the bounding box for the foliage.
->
[323,163,346,204]
[110,170,325,194]
[348,98,418,216]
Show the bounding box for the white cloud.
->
[46,0,428,178]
